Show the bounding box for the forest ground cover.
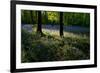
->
[21,25,90,63]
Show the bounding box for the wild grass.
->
[21,29,90,63]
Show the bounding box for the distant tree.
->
[30,11,34,24]
[42,11,48,24]
[22,10,28,24]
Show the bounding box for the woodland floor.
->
[21,25,90,63]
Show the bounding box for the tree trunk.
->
[37,11,42,33]
[30,11,34,24]
[60,12,63,37]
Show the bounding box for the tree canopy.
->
[21,10,90,27]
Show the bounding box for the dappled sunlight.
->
[21,10,90,63]
[21,29,90,63]
[42,28,89,40]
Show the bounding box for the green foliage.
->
[46,11,59,24]
[21,10,38,24]
[63,12,90,27]
[21,30,90,63]
[21,10,90,27]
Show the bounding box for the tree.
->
[30,11,34,24]
[37,11,42,34]
[60,12,63,37]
